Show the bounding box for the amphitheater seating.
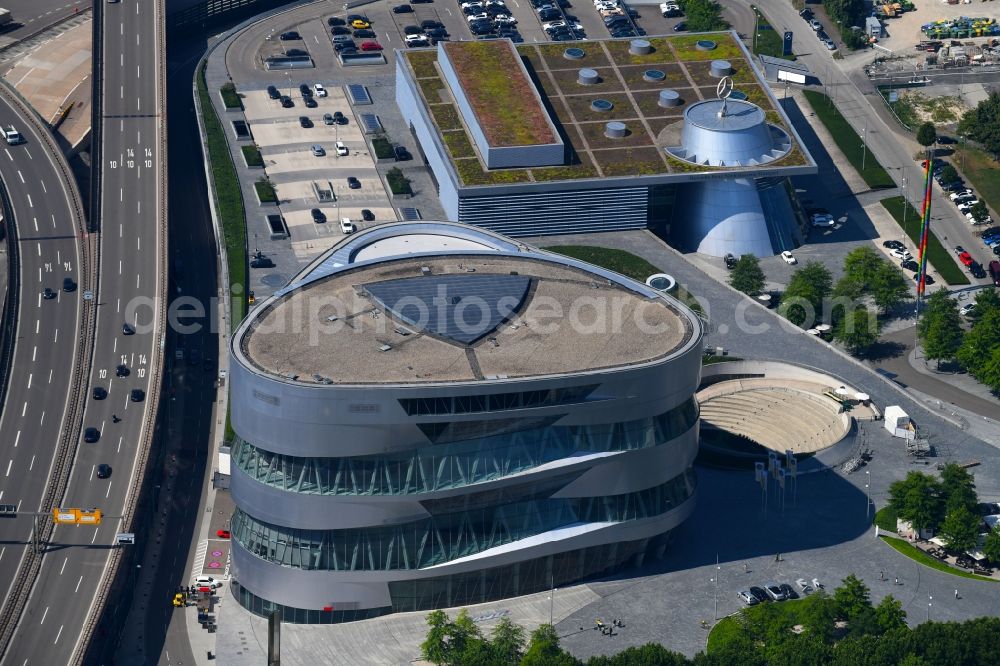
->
[697,383,850,454]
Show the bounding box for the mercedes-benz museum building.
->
[228,222,703,623]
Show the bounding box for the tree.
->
[833,574,871,621]
[974,345,1000,392]
[939,462,978,513]
[729,254,766,297]
[982,525,1000,564]
[490,617,526,666]
[779,261,833,328]
[875,595,907,634]
[799,590,837,643]
[918,291,964,367]
[682,0,730,32]
[833,304,880,354]
[888,472,945,533]
[968,200,990,225]
[968,287,1000,324]
[957,91,1000,158]
[520,624,578,666]
[938,165,959,183]
[938,505,980,553]
[916,122,938,148]
[422,610,452,665]
[871,261,912,312]
[420,610,484,666]
[956,307,1000,376]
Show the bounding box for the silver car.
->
[765,582,787,601]
[737,590,758,606]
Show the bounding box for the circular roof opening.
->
[577,68,600,85]
[658,89,681,108]
[604,121,627,138]
[564,47,586,60]
[629,39,651,55]
[710,59,733,77]
[645,273,676,292]
[696,39,717,51]
[730,90,748,101]
[591,98,614,112]
[643,69,666,82]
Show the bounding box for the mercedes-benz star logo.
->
[716,76,733,100]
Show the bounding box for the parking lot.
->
[239,83,395,266]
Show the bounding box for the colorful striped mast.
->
[916,151,934,300]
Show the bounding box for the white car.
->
[405,34,430,45]
[781,250,797,265]
[889,247,912,261]
[543,20,583,31]
[460,1,482,7]
[967,212,993,225]
[809,19,822,31]
[737,590,758,606]
[596,1,620,9]
[949,189,974,201]
[811,213,835,227]
[823,38,836,51]
[959,303,976,317]
[595,0,619,6]
[335,140,348,157]
[493,15,517,24]
[194,575,222,590]
[957,201,979,213]
[466,12,490,22]
[340,217,356,234]
[313,83,327,97]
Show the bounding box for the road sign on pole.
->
[116,533,135,545]
[783,31,793,56]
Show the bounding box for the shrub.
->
[254,177,277,203]
[371,135,394,160]
[241,145,263,167]
[220,82,242,109]
[386,167,412,195]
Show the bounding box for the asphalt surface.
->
[0,0,164,663]
[0,0,89,41]
[0,90,83,649]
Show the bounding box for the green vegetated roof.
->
[441,40,557,147]
[403,33,806,187]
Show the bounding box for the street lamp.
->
[927,595,932,622]
[865,470,871,520]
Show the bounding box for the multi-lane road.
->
[0,0,165,663]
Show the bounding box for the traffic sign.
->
[116,533,135,545]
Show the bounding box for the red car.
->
[216,529,231,539]
[360,41,383,51]
[958,251,974,267]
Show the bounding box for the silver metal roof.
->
[667,99,792,167]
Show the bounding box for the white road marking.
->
[136,274,140,289]
[91,527,98,543]
[27,194,32,207]
[23,148,31,160]
[60,557,67,575]
[106,482,112,498]
[53,328,58,343]
[89,465,94,480]
[4,460,10,477]
[26,373,31,388]
[117,436,122,453]
[13,431,19,447]
[28,455,34,471]
[32,346,36,362]
[47,369,52,383]
[53,625,63,645]
[74,576,82,593]
[38,411,44,426]
[21,402,26,417]
[32,217,37,232]
[39,606,48,625]
[3,149,10,160]
[16,170,24,183]
[40,181,46,193]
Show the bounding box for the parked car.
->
[323,113,334,125]
[311,208,326,223]
[361,40,383,51]
[913,273,935,285]
[304,97,317,108]
[765,583,787,601]
[336,141,349,156]
[361,209,375,221]
[313,83,327,97]
[394,145,412,161]
[333,111,347,124]
[901,259,919,272]
[347,176,361,189]
[328,16,346,26]
[279,31,301,40]
[280,96,293,108]
[334,40,356,52]
[299,116,313,128]
[749,586,769,603]
[738,590,759,606]
[393,3,414,12]
[823,38,836,50]
[672,21,687,31]
[811,213,835,227]
[251,255,275,268]
[890,248,912,261]
[970,262,986,279]
[404,25,423,35]
[217,529,231,539]
[809,19,822,31]
[266,85,280,99]
[350,19,370,29]
[796,578,813,593]
[958,251,974,267]
[882,239,905,250]
[405,34,430,46]
[781,250,797,265]
[960,303,976,317]
[779,583,798,600]
[340,218,356,234]
[354,29,376,38]
[311,144,325,157]
[331,25,351,35]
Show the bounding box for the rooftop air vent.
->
[710,60,733,77]
[577,68,600,85]
[379,344,392,352]
[629,39,651,56]
[420,266,431,275]
[604,121,627,139]
[591,98,614,112]
[643,69,666,83]
[658,89,681,108]
[696,39,717,51]
[564,47,586,60]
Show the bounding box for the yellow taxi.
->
[350,19,370,29]
[172,593,185,607]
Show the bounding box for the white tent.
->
[884,405,915,440]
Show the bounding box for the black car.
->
[285,48,308,57]
[42,287,56,300]
[470,23,493,35]
[799,8,813,19]
[394,145,412,161]
[116,364,130,377]
[913,273,936,285]
[901,259,919,272]
[334,40,356,52]
[420,19,443,30]
[361,209,375,221]
[130,389,145,402]
[63,277,76,292]
[333,111,347,124]
[412,0,433,3]
[280,96,293,108]
[673,21,687,31]
[328,16,346,26]
[970,262,986,279]
[266,85,280,99]
[331,25,351,35]
[882,239,905,250]
[538,8,560,20]
[724,253,738,269]
[84,427,101,443]
[393,4,413,12]
[354,29,376,38]
[346,13,368,22]
[304,97,318,108]
[311,208,326,223]
[251,256,275,268]
[339,47,358,56]
[123,322,135,335]
[347,176,361,189]
[779,583,798,600]
[488,5,511,16]
[299,83,312,97]
[93,387,107,400]
[96,464,112,479]
[279,31,301,40]
[299,116,313,128]
[749,586,769,603]
[404,25,423,35]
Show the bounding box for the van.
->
[990,260,1000,286]
[2,126,22,145]
[340,218,356,234]
[335,141,349,157]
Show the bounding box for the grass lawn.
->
[802,90,895,189]
[874,505,897,533]
[219,82,242,110]
[241,144,263,168]
[751,6,793,60]
[707,597,811,653]
[254,179,277,203]
[954,146,1000,222]
[880,535,997,582]
[197,61,246,326]
[706,615,741,652]
[542,245,702,313]
[880,196,970,285]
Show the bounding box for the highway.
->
[0,82,87,653]
[0,0,165,663]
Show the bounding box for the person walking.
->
[879,571,884,581]
[955,589,959,599]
